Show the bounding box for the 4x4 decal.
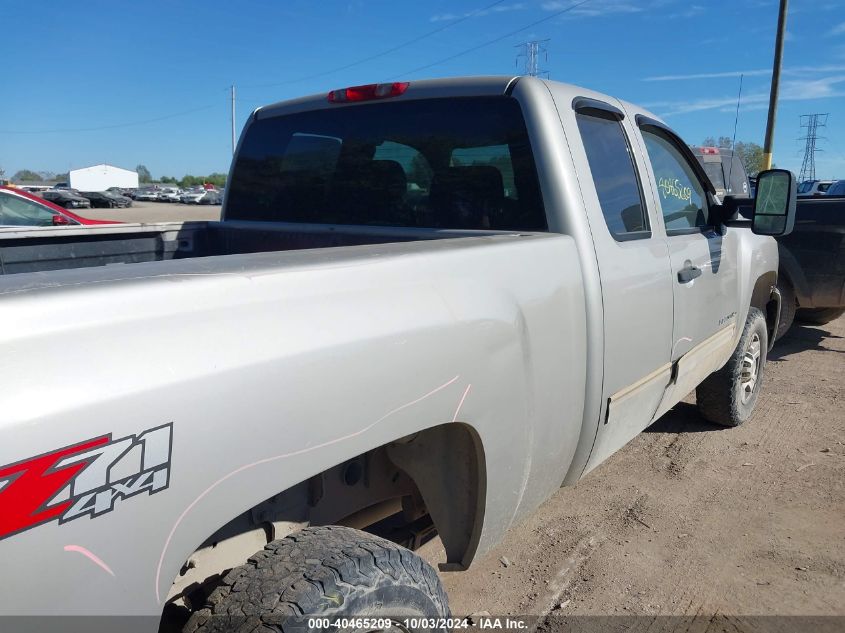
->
[0,423,172,541]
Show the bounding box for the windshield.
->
[703,163,725,190]
[226,97,546,230]
[725,155,749,196]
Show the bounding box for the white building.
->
[68,164,139,191]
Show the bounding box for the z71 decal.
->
[0,423,172,541]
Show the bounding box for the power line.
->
[386,0,591,79]
[516,39,550,77]
[798,113,828,182]
[238,0,510,91]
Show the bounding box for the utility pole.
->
[515,40,550,78]
[798,114,828,182]
[762,0,788,170]
[231,84,236,156]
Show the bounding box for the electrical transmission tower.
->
[798,113,828,182]
[515,40,549,77]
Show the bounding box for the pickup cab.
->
[0,76,796,632]
[774,194,845,336]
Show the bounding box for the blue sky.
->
[2,0,844,180]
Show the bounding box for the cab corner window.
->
[641,129,709,234]
[575,111,650,241]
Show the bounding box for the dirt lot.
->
[83,200,220,223]
[420,316,845,624]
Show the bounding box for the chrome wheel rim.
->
[740,333,761,404]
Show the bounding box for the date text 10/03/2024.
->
[307,618,528,630]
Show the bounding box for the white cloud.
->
[669,4,705,18]
[542,0,648,17]
[717,103,770,114]
[653,76,845,117]
[781,75,845,99]
[430,12,459,22]
[829,21,845,36]
[430,3,525,22]
[644,69,771,81]
[643,65,845,82]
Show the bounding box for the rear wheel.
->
[796,307,845,325]
[184,525,450,633]
[697,307,768,427]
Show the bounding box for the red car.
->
[0,186,119,227]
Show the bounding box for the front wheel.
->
[696,307,768,427]
[184,525,450,633]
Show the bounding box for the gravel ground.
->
[419,315,845,624]
[83,200,221,223]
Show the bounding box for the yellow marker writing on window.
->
[658,177,692,203]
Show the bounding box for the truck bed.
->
[0,220,503,276]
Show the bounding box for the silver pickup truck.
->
[0,76,796,632]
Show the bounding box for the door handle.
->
[678,265,702,283]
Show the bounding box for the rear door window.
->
[226,97,546,230]
[575,111,649,240]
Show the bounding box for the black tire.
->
[795,307,845,325]
[184,525,450,633]
[775,277,796,341]
[696,307,768,427]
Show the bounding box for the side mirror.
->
[52,214,70,226]
[752,169,796,236]
[719,195,754,222]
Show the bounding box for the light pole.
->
[762,0,788,170]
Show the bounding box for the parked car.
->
[199,190,222,205]
[80,191,133,208]
[133,188,160,201]
[691,146,750,201]
[0,186,116,226]
[156,187,182,202]
[797,179,835,197]
[179,188,205,204]
[42,189,92,209]
[824,179,845,196]
[0,77,796,628]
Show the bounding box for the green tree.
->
[733,141,765,177]
[54,172,69,182]
[136,164,152,183]
[160,176,178,184]
[702,137,734,149]
[205,173,227,187]
[12,169,42,182]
